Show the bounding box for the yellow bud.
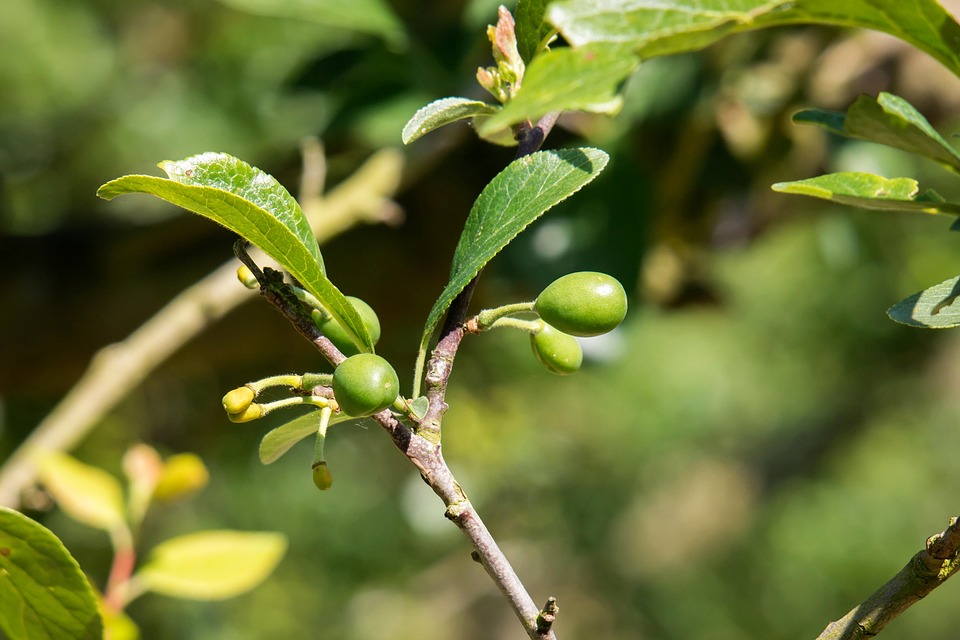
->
[222,386,256,414]
[153,453,209,502]
[236,264,258,289]
[228,403,263,423]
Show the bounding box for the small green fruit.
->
[531,323,582,375]
[535,271,627,337]
[332,354,400,417]
[317,297,382,356]
[312,461,333,491]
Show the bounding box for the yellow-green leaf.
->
[772,172,960,215]
[35,452,126,532]
[135,530,287,601]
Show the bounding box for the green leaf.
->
[478,43,639,136]
[35,452,126,532]
[216,0,407,47]
[795,93,960,174]
[793,108,846,136]
[888,275,960,328]
[409,396,429,420]
[546,0,960,85]
[259,411,357,464]
[402,97,499,145]
[772,172,960,215]
[98,153,373,353]
[0,507,102,640]
[413,147,609,396]
[135,531,287,601]
[516,0,553,63]
[754,0,960,79]
[547,0,791,57]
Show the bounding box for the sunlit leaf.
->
[35,452,126,532]
[755,0,960,78]
[514,0,960,133]
[0,507,102,640]
[477,43,638,136]
[794,92,960,174]
[259,411,357,464]
[547,0,960,78]
[98,153,373,353]
[888,274,960,328]
[135,531,287,601]
[402,97,498,144]
[547,0,790,56]
[772,172,960,215]
[216,0,407,46]
[413,147,609,395]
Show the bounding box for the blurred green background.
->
[4,0,960,638]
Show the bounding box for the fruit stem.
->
[246,374,305,394]
[476,301,536,329]
[311,406,332,465]
[486,317,542,334]
[258,395,331,417]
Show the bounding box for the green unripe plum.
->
[332,354,400,417]
[530,323,582,375]
[535,272,627,337]
[317,297,381,356]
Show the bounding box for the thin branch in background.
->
[816,517,960,640]
[0,144,403,508]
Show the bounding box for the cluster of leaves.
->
[775,92,960,328]
[0,446,285,639]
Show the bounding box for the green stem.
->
[247,374,304,394]
[476,301,536,329]
[486,317,542,334]
[311,406,332,465]
[288,285,326,314]
[259,395,331,417]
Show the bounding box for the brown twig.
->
[395,112,563,639]
[816,517,960,639]
[249,261,555,640]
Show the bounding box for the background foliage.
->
[4,0,960,638]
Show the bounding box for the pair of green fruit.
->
[530,271,627,375]
[314,296,399,417]
[324,272,628,416]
